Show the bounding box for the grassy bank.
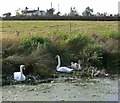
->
[2,21,119,85]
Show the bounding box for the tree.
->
[97,12,101,16]
[62,13,68,16]
[56,12,61,16]
[69,7,79,16]
[110,14,113,17]
[3,12,11,17]
[46,8,55,15]
[82,7,93,16]
[103,12,108,16]
[15,8,21,16]
[96,12,108,17]
[25,7,29,10]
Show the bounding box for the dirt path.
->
[2,78,118,101]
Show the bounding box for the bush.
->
[2,36,58,84]
[2,32,120,85]
[21,36,48,54]
[66,34,90,54]
[21,36,59,55]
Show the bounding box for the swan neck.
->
[78,62,81,69]
[20,67,23,73]
[78,64,81,69]
[57,56,61,69]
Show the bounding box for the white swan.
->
[14,65,26,81]
[55,55,73,73]
[71,62,77,69]
[71,60,81,70]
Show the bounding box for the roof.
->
[24,10,45,14]
[24,10,38,13]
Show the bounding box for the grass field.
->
[2,21,118,37]
[2,20,119,85]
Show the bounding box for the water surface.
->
[2,77,118,101]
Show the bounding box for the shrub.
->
[21,36,58,55]
[21,36,48,54]
[80,43,103,67]
[2,36,58,83]
[66,34,90,54]
[103,31,120,39]
[2,36,21,57]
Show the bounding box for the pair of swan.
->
[14,55,78,81]
[71,60,81,70]
[14,55,73,82]
[14,65,26,81]
[55,55,73,73]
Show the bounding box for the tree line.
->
[2,6,120,20]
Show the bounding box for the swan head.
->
[71,62,74,65]
[55,55,59,59]
[78,60,81,64]
[20,65,25,70]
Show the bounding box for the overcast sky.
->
[0,0,119,16]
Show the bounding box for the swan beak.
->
[55,55,57,59]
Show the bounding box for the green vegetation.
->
[2,21,119,85]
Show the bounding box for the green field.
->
[2,21,118,37]
[2,21,119,85]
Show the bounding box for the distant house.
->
[3,12,11,17]
[23,7,46,16]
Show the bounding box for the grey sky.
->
[0,0,119,16]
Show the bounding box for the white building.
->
[23,7,46,16]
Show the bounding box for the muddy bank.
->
[2,78,118,101]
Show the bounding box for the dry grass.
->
[2,21,118,37]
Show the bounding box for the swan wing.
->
[14,72,21,81]
[57,67,73,73]
[14,72,26,81]
[21,74,26,81]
